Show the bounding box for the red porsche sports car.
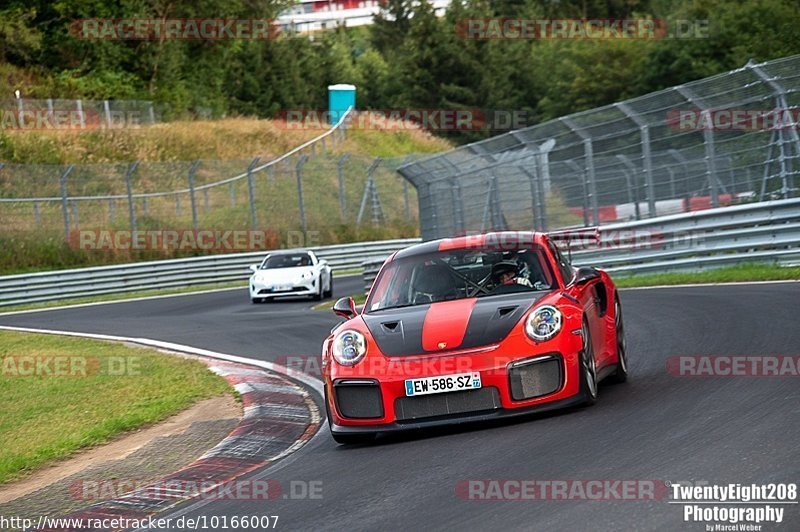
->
[322,231,627,444]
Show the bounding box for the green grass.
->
[0,330,232,485]
[612,263,800,288]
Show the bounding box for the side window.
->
[549,242,574,285]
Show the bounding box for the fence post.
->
[76,100,86,129]
[33,202,40,227]
[188,161,201,231]
[481,177,496,232]
[203,189,209,211]
[357,158,382,226]
[142,197,148,215]
[617,103,656,216]
[520,161,546,230]
[616,155,641,220]
[59,165,74,241]
[124,161,139,232]
[296,154,309,237]
[108,199,115,223]
[676,86,720,207]
[403,180,410,222]
[229,182,235,207]
[148,102,156,124]
[337,153,350,220]
[175,194,181,216]
[562,118,599,225]
[103,100,112,129]
[247,157,260,230]
[565,160,589,227]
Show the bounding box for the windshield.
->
[366,244,557,312]
[260,253,312,269]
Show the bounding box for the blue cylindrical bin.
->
[328,84,356,126]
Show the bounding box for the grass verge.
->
[0,330,232,485]
[612,263,800,288]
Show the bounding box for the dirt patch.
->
[0,394,241,504]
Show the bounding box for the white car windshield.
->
[261,254,312,269]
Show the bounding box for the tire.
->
[579,319,598,406]
[324,273,333,299]
[607,297,628,384]
[312,278,323,301]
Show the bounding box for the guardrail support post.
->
[247,157,260,230]
[124,161,139,232]
[296,154,309,237]
[33,201,40,227]
[188,161,201,231]
[59,165,73,241]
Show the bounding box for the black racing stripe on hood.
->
[362,291,547,357]
[362,306,427,357]
[460,292,543,349]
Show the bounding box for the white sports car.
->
[249,250,333,303]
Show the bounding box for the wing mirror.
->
[574,267,601,285]
[249,264,258,273]
[333,297,357,320]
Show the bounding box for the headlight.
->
[332,330,367,366]
[525,305,562,341]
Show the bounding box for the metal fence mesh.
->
[398,55,800,241]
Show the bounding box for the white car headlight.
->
[525,305,562,342]
[332,330,367,366]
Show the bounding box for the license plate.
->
[405,372,481,397]
[274,285,293,292]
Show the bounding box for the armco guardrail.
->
[360,198,800,294]
[0,238,418,307]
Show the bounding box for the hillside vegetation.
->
[0,121,451,274]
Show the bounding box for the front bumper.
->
[325,328,585,432]
[250,279,316,298]
[329,392,586,435]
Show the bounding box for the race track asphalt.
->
[1,279,798,531]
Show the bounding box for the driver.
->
[492,261,532,288]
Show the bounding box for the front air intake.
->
[334,380,384,419]
[508,354,563,401]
